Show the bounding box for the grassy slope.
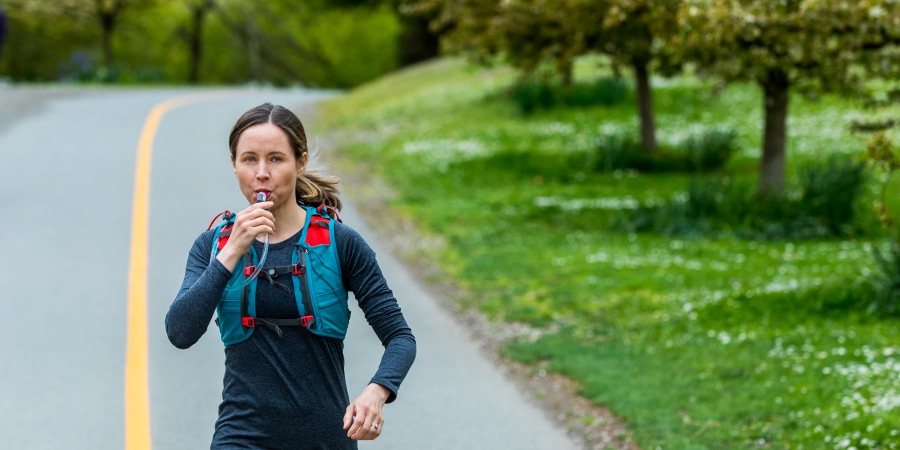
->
[318,57,900,450]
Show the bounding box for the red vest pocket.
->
[306,216,331,246]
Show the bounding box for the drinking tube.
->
[225,192,270,290]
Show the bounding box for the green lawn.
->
[318,57,900,450]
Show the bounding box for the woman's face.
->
[232,123,306,211]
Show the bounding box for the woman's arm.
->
[336,222,416,440]
[336,223,417,402]
[165,232,232,349]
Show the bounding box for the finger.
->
[252,218,275,235]
[238,202,271,220]
[349,415,367,439]
[342,405,354,430]
[351,414,382,440]
[241,214,274,234]
[369,417,383,438]
[244,205,273,221]
[250,208,275,230]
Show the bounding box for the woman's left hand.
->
[343,383,390,440]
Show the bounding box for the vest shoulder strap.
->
[209,210,235,255]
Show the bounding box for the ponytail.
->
[296,169,342,211]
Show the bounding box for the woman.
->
[165,103,416,449]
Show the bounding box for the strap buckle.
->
[243,265,257,276]
[300,315,315,328]
[241,317,255,328]
[292,263,306,275]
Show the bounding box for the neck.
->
[268,202,306,243]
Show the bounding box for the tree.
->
[597,0,681,152]
[7,0,156,68]
[180,0,215,84]
[408,0,682,153]
[677,0,900,193]
[403,0,502,64]
[393,3,443,66]
[306,0,442,67]
[489,0,592,86]
[214,1,332,84]
[85,0,158,67]
[214,0,404,87]
[498,0,682,152]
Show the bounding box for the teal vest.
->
[211,205,349,346]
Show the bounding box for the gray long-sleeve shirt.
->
[166,221,416,449]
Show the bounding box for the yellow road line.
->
[126,92,229,450]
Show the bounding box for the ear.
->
[297,152,308,176]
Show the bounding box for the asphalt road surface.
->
[0,85,579,450]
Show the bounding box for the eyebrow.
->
[238,149,289,156]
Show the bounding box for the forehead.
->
[236,123,291,154]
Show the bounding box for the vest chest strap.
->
[254,317,315,338]
[258,264,306,277]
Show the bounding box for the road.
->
[0,86,580,450]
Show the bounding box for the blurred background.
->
[0,0,439,88]
[3,1,900,449]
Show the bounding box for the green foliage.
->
[411,0,681,81]
[565,77,630,107]
[595,127,736,173]
[677,0,900,92]
[681,127,737,172]
[319,58,900,449]
[797,156,869,234]
[236,2,401,88]
[595,130,652,171]
[412,0,682,157]
[508,76,630,115]
[864,131,900,228]
[863,131,900,316]
[1,1,402,87]
[677,0,900,192]
[870,240,900,316]
[618,156,870,239]
[508,80,555,114]
[307,5,402,88]
[2,12,95,81]
[503,274,892,449]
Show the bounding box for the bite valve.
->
[256,192,267,203]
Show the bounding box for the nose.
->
[255,161,270,180]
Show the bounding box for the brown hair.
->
[228,103,342,210]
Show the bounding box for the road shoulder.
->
[0,85,87,135]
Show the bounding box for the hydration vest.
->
[209,205,349,346]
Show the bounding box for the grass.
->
[317,56,900,449]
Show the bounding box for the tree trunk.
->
[397,14,440,67]
[187,1,214,84]
[100,11,115,67]
[633,59,657,152]
[245,12,262,82]
[760,68,790,194]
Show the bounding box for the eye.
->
[242,155,257,163]
[270,155,284,163]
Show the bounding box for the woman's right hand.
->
[215,201,274,271]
